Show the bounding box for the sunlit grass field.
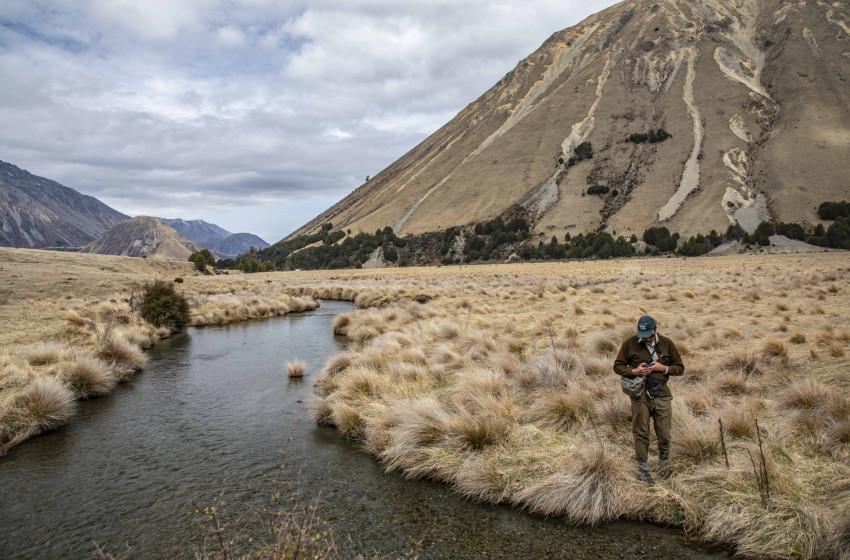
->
[1,247,848,558]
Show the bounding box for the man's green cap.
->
[637,315,656,338]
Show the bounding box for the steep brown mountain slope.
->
[81,216,201,261]
[0,160,129,248]
[291,0,849,242]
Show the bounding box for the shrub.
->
[189,249,216,271]
[567,142,594,166]
[744,221,775,246]
[643,227,679,252]
[587,184,610,196]
[775,222,807,241]
[817,201,850,220]
[139,280,191,333]
[627,128,671,144]
[383,246,398,262]
[826,216,850,249]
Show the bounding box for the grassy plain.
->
[1,247,849,559]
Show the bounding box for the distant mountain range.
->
[0,160,129,248]
[81,216,202,260]
[159,218,269,259]
[0,159,268,260]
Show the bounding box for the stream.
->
[0,301,728,559]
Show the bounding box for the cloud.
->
[0,0,619,242]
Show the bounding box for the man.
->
[613,315,684,485]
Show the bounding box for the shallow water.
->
[0,301,729,559]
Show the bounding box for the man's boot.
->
[637,461,655,486]
[658,452,671,479]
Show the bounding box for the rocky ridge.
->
[0,160,129,248]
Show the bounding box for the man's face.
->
[639,328,656,343]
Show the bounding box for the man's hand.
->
[632,363,654,376]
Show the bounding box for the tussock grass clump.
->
[790,330,807,344]
[827,340,846,357]
[521,389,593,430]
[595,394,631,434]
[24,343,66,366]
[58,355,117,398]
[318,353,354,383]
[701,498,832,560]
[724,408,756,439]
[331,313,351,335]
[1,379,76,453]
[781,379,830,411]
[97,334,147,378]
[715,370,751,396]
[672,405,720,465]
[62,309,86,326]
[308,396,334,426]
[515,443,632,524]
[0,364,31,391]
[454,450,513,503]
[722,350,761,377]
[115,326,156,350]
[762,335,788,361]
[328,399,365,438]
[588,331,618,355]
[581,354,612,377]
[822,419,850,460]
[20,378,76,427]
[453,410,512,450]
[680,388,716,417]
[286,359,306,378]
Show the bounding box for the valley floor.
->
[1,247,849,559]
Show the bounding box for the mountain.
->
[158,218,268,259]
[212,233,269,260]
[290,0,849,242]
[81,216,202,260]
[0,160,129,248]
[160,218,232,249]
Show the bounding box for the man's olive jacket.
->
[613,334,685,398]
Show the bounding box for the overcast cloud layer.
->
[1,0,619,242]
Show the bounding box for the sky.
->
[0,0,620,243]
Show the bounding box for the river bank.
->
[1,248,849,558]
[0,248,318,455]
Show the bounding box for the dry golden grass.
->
[281,252,850,560]
[3,248,850,559]
[58,354,117,399]
[286,359,307,378]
